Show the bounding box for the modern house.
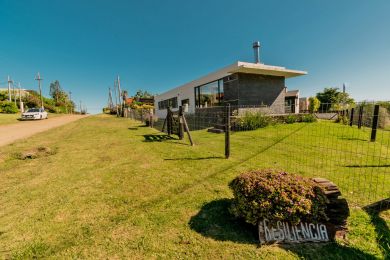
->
[154,42,307,118]
[285,90,300,114]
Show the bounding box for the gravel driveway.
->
[0,115,89,147]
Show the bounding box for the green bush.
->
[229,169,328,225]
[335,114,349,125]
[302,114,317,123]
[235,111,271,130]
[284,114,297,124]
[0,101,19,113]
[0,91,8,101]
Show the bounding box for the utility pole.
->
[18,82,24,113]
[12,81,16,106]
[35,72,44,108]
[113,80,119,116]
[7,76,12,102]
[69,91,72,114]
[117,75,122,116]
[80,100,82,114]
[108,87,113,110]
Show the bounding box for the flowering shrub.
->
[229,170,328,225]
[301,114,317,122]
[335,114,349,125]
[235,111,272,130]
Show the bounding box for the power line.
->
[7,76,13,102]
[34,72,44,108]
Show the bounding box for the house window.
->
[181,99,189,106]
[158,97,178,110]
[194,79,224,108]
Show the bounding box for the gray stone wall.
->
[223,74,239,105]
[236,73,286,114]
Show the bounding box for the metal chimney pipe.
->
[253,41,260,63]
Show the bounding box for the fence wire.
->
[146,102,389,209]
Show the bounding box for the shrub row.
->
[233,112,317,131]
[0,101,18,113]
[229,169,329,225]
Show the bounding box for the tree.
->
[134,89,153,99]
[49,80,62,103]
[308,97,320,113]
[316,87,354,111]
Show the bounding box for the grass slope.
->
[0,113,64,126]
[0,115,388,258]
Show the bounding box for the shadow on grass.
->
[345,164,390,168]
[281,243,377,259]
[143,134,177,142]
[128,127,138,130]
[189,199,258,244]
[288,200,389,259]
[339,137,368,142]
[189,199,384,259]
[363,199,390,259]
[165,156,224,161]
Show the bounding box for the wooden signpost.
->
[162,106,194,146]
[258,219,329,244]
[258,178,349,245]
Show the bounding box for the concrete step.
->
[207,128,225,134]
[213,124,226,130]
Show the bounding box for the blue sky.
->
[1,0,390,113]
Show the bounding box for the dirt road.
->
[0,115,88,147]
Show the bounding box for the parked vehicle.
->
[21,108,48,120]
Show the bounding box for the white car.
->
[21,108,48,120]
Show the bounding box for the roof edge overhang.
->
[228,62,307,78]
[155,61,307,98]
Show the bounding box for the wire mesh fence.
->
[146,102,389,210]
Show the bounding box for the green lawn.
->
[0,113,65,126]
[0,113,22,126]
[0,115,388,258]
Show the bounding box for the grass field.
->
[0,113,64,126]
[0,115,389,258]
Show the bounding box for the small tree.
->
[316,87,354,112]
[50,80,61,102]
[308,97,320,113]
[134,89,153,99]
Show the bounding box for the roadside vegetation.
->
[0,115,388,258]
[0,80,75,114]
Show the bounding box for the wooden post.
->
[370,105,380,142]
[162,117,167,133]
[182,115,194,146]
[349,108,354,127]
[358,106,364,129]
[149,108,154,128]
[225,103,231,159]
[178,106,184,140]
[167,108,172,136]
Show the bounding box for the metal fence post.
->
[349,108,354,127]
[370,105,380,142]
[178,106,184,140]
[167,108,172,136]
[358,106,364,129]
[225,103,230,159]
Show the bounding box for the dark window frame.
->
[194,78,224,108]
